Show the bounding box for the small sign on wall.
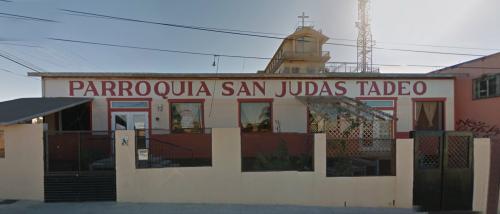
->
[137,149,149,160]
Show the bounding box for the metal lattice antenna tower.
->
[356,0,374,73]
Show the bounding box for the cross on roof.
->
[298,12,309,27]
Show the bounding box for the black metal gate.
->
[43,131,116,202]
[413,131,474,211]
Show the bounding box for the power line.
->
[48,37,272,60]
[326,61,500,70]
[375,41,500,52]
[0,12,58,23]
[63,8,497,52]
[60,9,285,40]
[0,51,44,73]
[0,42,41,48]
[0,68,37,80]
[373,46,484,57]
[60,9,488,57]
[49,37,500,70]
[322,42,485,57]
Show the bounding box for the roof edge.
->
[28,72,455,79]
[431,52,500,73]
[0,98,92,126]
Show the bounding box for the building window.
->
[108,98,151,131]
[362,100,394,108]
[0,130,4,158]
[474,75,499,99]
[359,98,396,139]
[296,36,314,53]
[414,101,444,131]
[239,100,272,132]
[292,67,300,74]
[111,101,149,108]
[308,109,327,133]
[170,102,203,133]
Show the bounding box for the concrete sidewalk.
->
[0,200,419,214]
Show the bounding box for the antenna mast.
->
[356,0,375,73]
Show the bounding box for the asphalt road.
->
[0,200,419,214]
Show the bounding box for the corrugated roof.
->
[0,97,92,126]
[27,72,454,79]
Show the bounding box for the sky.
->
[0,0,499,101]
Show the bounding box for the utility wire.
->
[49,37,500,70]
[62,9,498,51]
[55,9,500,52]
[375,41,500,52]
[60,9,285,39]
[0,68,37,80]
[48,37,272,60]
[0,42,41,48]
[0,12,58,23]
[60,9,488,57]
[208,55,220,118]
[0,51,44,73]
[0,8,493,53]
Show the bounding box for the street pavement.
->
[0,200,420,214]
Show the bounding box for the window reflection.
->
[114,114,127,130]
[240,102,272,132]
[171,103,202,133]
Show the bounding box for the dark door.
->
[413,131,473,211]
[44,131,116,202]
[413,131,444,211]
[441,132,474,210]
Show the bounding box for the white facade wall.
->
[115,129,415,207]
[0,124,44,201]
[42,77,455,133]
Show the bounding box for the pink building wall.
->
[434,52,500,138]
[434,52,500,214]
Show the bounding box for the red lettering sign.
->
[66,80,429,97]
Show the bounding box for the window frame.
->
[107,98,152,131]
[238,98,273,133]
[307,97,398,136]
[168,99,205,133]
[295,36,315,53]
[110,101,149,109]
[473,74,500,100]
[412,98,446,131]
[357,97,397,138]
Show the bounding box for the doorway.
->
[111,112,149,131]
[413,131,474,211]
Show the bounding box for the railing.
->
[44,131,115,173]
[325,63,380,73]
[326,138,395,177]
[135,129,212,168]
[282,51,330,59]
[241,132,314,172]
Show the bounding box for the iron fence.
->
[44,131,115,173]
[135,129,212,168]
[326,138,395,177]
[488,137,500,213]
[241,132,314,172]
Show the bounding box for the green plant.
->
[252,138,313,171]
[253,141,292,171]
